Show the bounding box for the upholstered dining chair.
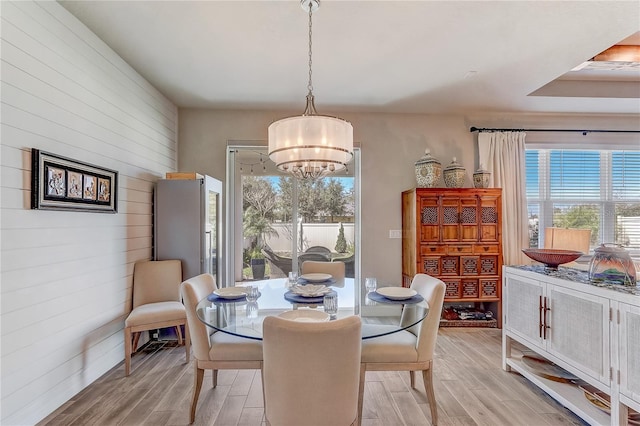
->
[181,274,263,424]
[262,315,362,426]
[301,260,346,286]
[124,259,189,376]
[358,274,445,425]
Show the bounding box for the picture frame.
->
[31,149,118,213]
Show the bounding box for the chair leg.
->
[410,370,416,388]
[422,367,437,426]
[190,364,204,424]
[184,322,190,362]
[132,332,141,353]
[212,369,218,388]
[124,327,132,376]
[357,364,366,426]
[175,325,184,345]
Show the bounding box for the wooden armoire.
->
[401,188,503,327]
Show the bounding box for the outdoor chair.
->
[261,246,293,276]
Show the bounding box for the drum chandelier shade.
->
[268,0,354,181]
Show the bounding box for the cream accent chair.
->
[358,274,445,425]
[262,315,362,426]
[124,259,189,376]
[181,274,263,424]
[301,260,346,286]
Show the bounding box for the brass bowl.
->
[522,248,583,269]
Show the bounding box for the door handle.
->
[543,297,550,340]
[539,295,543,338]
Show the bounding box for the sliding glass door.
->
[226,145,359,285]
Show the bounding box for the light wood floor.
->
[38,328,586,426]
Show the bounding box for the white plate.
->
[278,309,330,322]
[376,287,417,300]
[213,287,247,299]
[299,273,332,283]
[290,284,332,297]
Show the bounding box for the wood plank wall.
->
[0,1,178,423]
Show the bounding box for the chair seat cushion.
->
[361,325,418,363]
[209,330,263,361]
[125,301,186,327]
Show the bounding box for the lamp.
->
[268,0,353,181]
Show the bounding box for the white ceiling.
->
[59,1,640,115]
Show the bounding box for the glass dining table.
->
[196,277,429,340]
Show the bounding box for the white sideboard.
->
[503,266,640,426]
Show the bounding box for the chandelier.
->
[268,0,353,181]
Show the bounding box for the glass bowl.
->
[522,248,583,269]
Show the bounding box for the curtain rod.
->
[469,126,640,134]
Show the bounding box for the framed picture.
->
[31,149,118,213]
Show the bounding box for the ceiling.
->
[59,1,640,116]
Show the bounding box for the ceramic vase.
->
[473,165,491,188]
[414,148,442,188]
[443,157,466,188]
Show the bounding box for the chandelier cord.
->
[307,3,313,96]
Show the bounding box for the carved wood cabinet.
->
[401,188,503,326]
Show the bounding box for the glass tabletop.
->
[195,277,429,341]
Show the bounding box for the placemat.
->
[207,292,260,303]
[367,291,424,304]
[284,290,336,304]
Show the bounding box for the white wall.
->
[0,2,177,424]
[179,109,640,287]
[179,109,475,286]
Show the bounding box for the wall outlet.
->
[389,230,402,239]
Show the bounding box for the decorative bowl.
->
[522,248,583,269]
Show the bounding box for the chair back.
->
[298,252,330,264]
[301,260,345,282]
[263,315,362,426]
[132,260,182,308]
[180,273,217,361]
[544,227,591,253]
[305,246,332,255]
[400,274,445,362]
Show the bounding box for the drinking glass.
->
[246,301,259,319]
[323,293,338,319]
[288,271,298,287]
[246,285,259,302]
[365,277,377,293]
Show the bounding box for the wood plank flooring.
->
[38,328,586,426]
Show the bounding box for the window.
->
[526,149,640,254]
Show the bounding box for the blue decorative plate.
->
[284,290,336,304]
[367,292,424,304]
[297,277,337,285]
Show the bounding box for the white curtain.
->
[478,131,529,265]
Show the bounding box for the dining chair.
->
[181,273,263,424]
[124,259,190,376]
[262,315,363,426]
[301,260,346,286]
[358,274,445,425]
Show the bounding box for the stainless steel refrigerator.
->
[154,176,223,284]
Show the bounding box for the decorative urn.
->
[473,165,491,188]
[414,148,442,188]
[443,157,466,188]
[588,244,637,286]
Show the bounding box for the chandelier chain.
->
[307,3,313,95]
